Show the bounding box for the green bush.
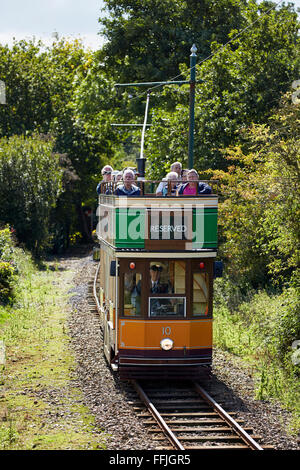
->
[0,260,16,304]
[0,227,21,305]
[0,227,14,259]
[213,280,300,428]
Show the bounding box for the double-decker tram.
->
[95,178,220,380]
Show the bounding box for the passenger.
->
[155,162,182,195]
[130,275,141,314]
[96,165,113,194]
[115,171,123,182]
[170,161,182,178]
[156,171,178,196]
[114,168,140,196]
[177,169,212,195]
[181,169,189,181]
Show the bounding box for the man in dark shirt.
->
[114,169,140,196]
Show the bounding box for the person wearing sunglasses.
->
[96,165,113,194]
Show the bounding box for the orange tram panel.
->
[117,318,213,380]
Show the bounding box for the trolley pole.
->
[188,44,197,170]
[0,80,6,105]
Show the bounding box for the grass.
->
[213,279,300,435]
[0,249,108,450]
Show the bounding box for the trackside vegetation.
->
[212,94,300,431]
[0,230,107,449]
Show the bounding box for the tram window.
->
[149,297,186,318]
[123,272,142,317]
[192,272,209,316]
[149,261,185,294]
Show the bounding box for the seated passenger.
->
[114,171,123,182]
[181,169,189,181]
[114,168,140,196]
[170,161,182,178]
[177,169,212,195]
[156,171,178,196]
[155,162,182,194]
[96,165,113,194]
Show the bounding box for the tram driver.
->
[150,264,172,294]
[149,264,176,317]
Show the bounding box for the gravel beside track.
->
[64,248,299,451]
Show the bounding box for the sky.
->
[0,0,106,50]
[0,0,299,51]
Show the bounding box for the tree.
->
[0,134,63,255]
[143,1,299,175]
[0,38,108,244]
[211,92,300,288]
[99,0,248,82]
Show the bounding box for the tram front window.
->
[123,272,142,316]
[149,297,186,317]
[149,261,186,317]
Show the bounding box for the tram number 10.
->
[162,326,172,336]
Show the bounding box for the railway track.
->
[130,380,267,450]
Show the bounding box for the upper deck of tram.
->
[96,179,218,253]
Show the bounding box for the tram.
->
[95,177,221,380]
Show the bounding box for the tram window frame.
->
[190,259,213,318]
[119,259,146,318]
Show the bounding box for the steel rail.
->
[193,382,264,450]
[132,380,185,451]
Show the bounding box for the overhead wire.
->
[122,0,287,103]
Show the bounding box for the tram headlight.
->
[160,338,174,351]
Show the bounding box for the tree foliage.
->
[211,93,300,288]
[143,1,299,175]
[0,134,63,255]
[0,38,112,244]
[99,0,248,82]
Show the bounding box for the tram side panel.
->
[98,244,117,366]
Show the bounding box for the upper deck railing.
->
[97,179,219,197]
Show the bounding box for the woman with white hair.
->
[114,168,140,196]
[177,169,212,195]
[170,162,182,177]
[156,171,178,196]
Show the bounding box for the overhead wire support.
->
[115,80,190,87]
[111,123,151,127]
